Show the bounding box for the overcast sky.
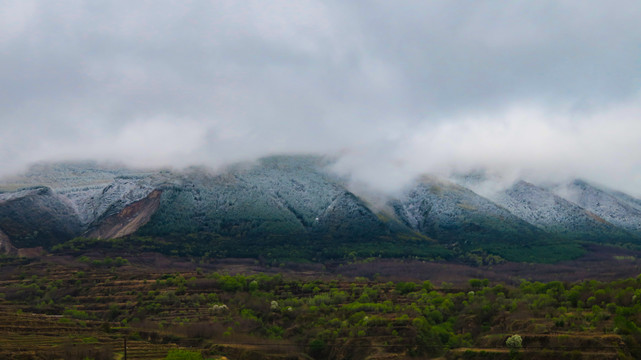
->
[2,1,641,194]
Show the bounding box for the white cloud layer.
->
[1,1,641,195]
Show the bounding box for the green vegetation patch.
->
[3,255,641,359]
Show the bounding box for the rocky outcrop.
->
[61,177,158,226]
[86,190,162,239]
[0,228,17,255]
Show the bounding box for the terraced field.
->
[0,303,181,359]
[0,253,639,359]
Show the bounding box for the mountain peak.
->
[2,159,641,263]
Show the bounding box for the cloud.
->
[331,96,641,196]
[1,1,641,195]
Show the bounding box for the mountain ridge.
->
[1,156,640,263]
[492,180,636,243]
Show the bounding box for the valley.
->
[3,1,639,358]
[1,248,641,359]
[3,158,641,359]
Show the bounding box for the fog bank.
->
[2,1,640,195]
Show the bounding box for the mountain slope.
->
[86,190,163,239]
[494,180,635,242]
[136,156,435,259]
[0,187,83,248]
[81,176,161,227]
[392,177,537,242]
[2,158,641,263]
[391,176,583,262]
[553,180,641,236]
[137,156,384,240]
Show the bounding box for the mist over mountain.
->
[2,156,641,264]
[2,1,641,264]
[2,4,641,358]
[2,1,641,197]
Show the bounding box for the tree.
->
[505,334,522,350]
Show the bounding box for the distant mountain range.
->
[1,156,640,263]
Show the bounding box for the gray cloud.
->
[1,1,641,195]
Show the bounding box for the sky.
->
[2,0,641,195]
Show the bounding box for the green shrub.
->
[164,349,203,360]
[506,334,522,350]
[395,282,418,295]
[63,308,92,320]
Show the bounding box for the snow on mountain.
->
[136,155,408,242]
[391,176,544,248]
[2,158,641,261]
[552,180,641,235]
[493,180,634,242]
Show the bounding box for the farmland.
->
[1,249,641,359]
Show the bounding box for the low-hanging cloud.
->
[1,1,641,196]
[333,98,641,196]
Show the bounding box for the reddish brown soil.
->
[6,243,640,288]
[87,190,162,239]
[334,244,641,286]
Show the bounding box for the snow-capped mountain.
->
[2,156,641,262]
[391,176,544,247]
[552,180,641,235]
[493,180,635,242]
